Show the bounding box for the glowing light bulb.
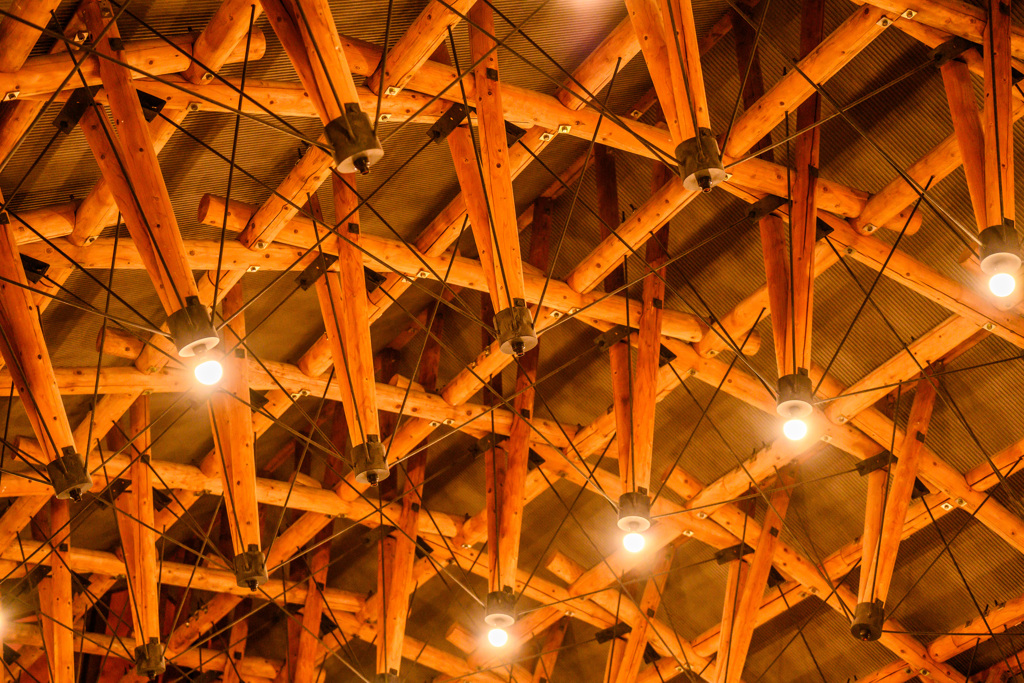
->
[623,531,646,553]
[487,627,508,647]
[195,358,223,386]
[990,272,1017,297]
[783,418,808,441]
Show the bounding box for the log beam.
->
[613,547,674,683]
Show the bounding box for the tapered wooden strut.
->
[787,0,825,376]
[208,284,261,557]
[80,0,200,316]
[0,191,78,469]
[595,145,633,488]
[114,396,160,647]
[630,162,672,495]
[983,0,1014,229]
[715,480,791,683]
[314,175,382,464]
[860,375,938,608]
[532,618,569,683]
[489,208,548,597]
[940,58,988,231]
[41,499,74,683]
[377,308,442,677]
[294,543,329,683]
[467,2,528,318]
[614,547,674,683]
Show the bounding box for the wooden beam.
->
[625,0,690,143]
[366,0,476,95]
[0,30,265,99]
[220,608,250,683]
[181,0,264,83]
[208,283,261,558]
[467,2,529,327]
[0,0,63,72]
[314,175,383,480]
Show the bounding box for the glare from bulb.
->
[783,418,808,441]
[990,272,1017,297]
[623,531,646,553]
[195,359,223,386]
[487,627,508,648]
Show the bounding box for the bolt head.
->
[878,16,891,26]
[706,349,717,357]
[557,124,571,134]
[255,240,267,250]
[901,8,916,18]
[201,72,214,81]
[630,110,642,119]
[416,270,429,278]
[682,529,694,537]
[549,310,562,318]
[3,91,19,101]
[443,418,454,425]
[539,132,555,142]
[85,235,97,244]
[836,415,848,423]
[188,103,200,112]
[428,421,440,427]
[696,511,707,519]
[460,543,471,549]
[956,497,968,507]
[74,31,89,43]
[865,224,878,233]
[984,322,995,331]
[378,113,392,122]
[940,502,954,511]
[821,435,832,443]
[247,265,260,272]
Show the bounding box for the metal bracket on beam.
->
[414,536,434,560]
[911,477,930,500]
[474,433,499,455]
[364,267,386,293]
[815,218,835,242]
[527,449,545,471]
[747,195,787,223]
[296,253,338,290]
[930,37,974,67]
[137,89,167,122]
[855,451,896,476]
[593,325,631,352]
[20,254,49,284]
[594,622,632,643]
[505,120,527,147]
[658,344,677,367]
[714,543,755,564]
[53,87,100,135]
[643,644,661,665]
[426,103,469,144]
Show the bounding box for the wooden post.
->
[208,284,261,558]
[293,544,329,683]
[314,175,383,478]
[531,617,569,683]
[221,609,250,683]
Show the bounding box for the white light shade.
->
[623,531,646,553]
[783,418,808,441]
[990,272,1017,297]
[195,359,224,386]
[487,627,508,648]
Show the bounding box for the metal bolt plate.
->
[630,109,642,119]
[940,502,954,511]
[539,131,555,142]
[549,310,562,318]
[877,16,892,27]
[3,91,19,101]
[378,113,392,122]
[557,124,572,134]
[682,529,694,537]
[385,86,400,96]
[429,421,440,427]
[901,8,917,18]
[956,497,968,507]
[246,265,260,273]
